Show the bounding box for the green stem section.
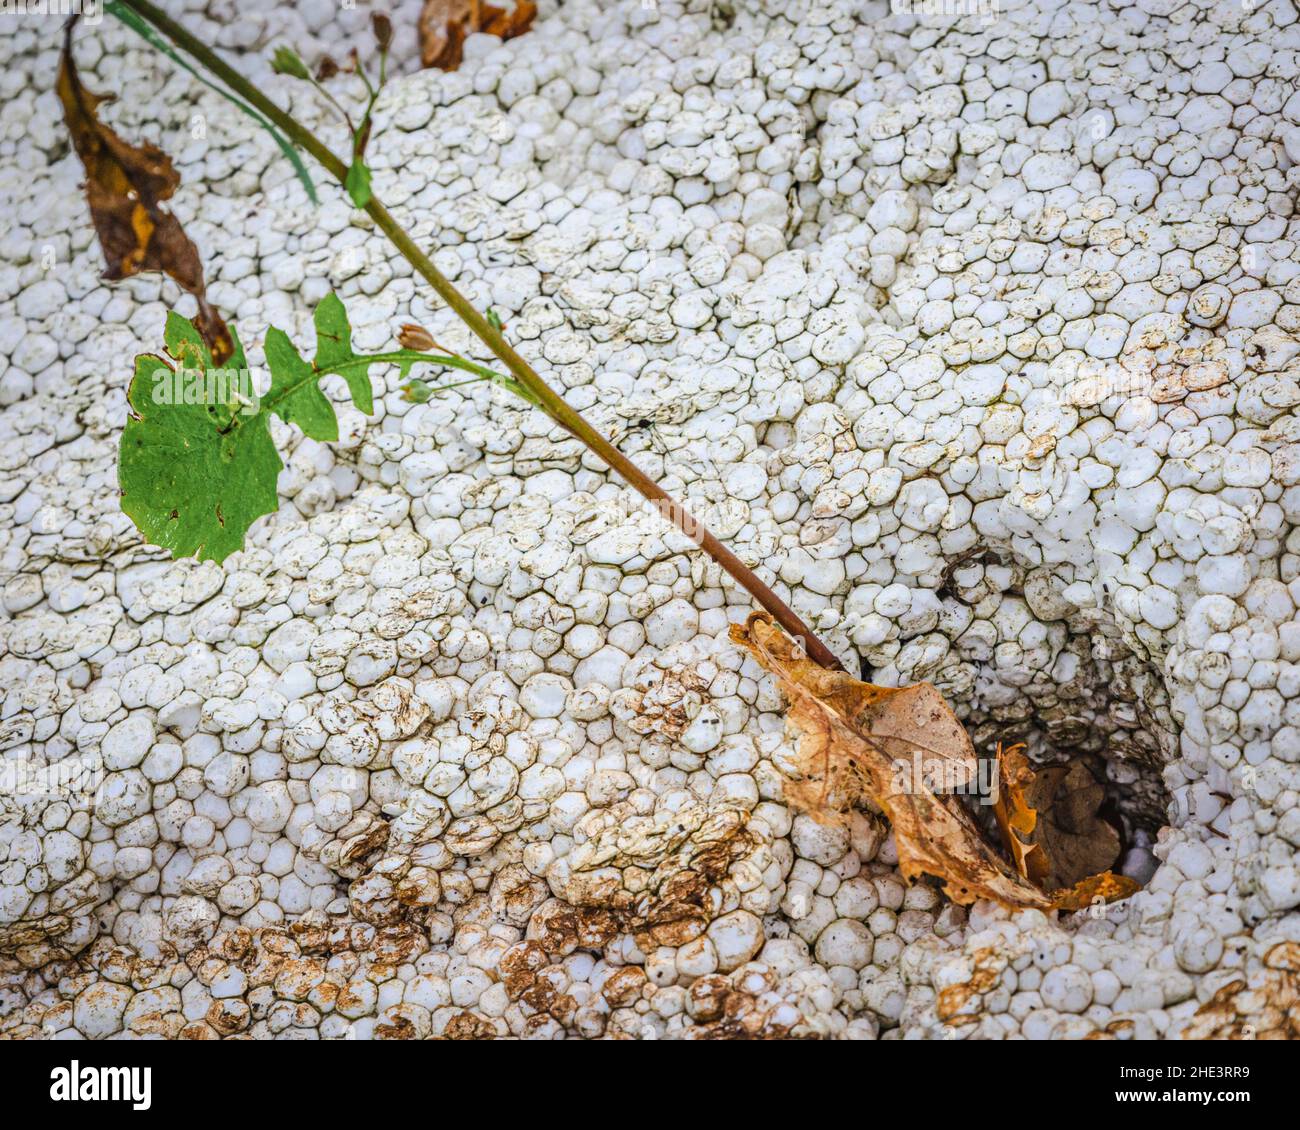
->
[112,0,843,672]
[320,352,541,407]
[325,351,508,388]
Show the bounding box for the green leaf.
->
[309,292,375,414]
[345,160,372,209]
[120,319,280,563]
[119,294,532,563]
[264,327,337,441]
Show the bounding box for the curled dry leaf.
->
[418,0,538,71]
[1048,869,1140,912]
[57,22,232,363]
[992,742,1048,885]
[730,613,1140,912]
[993,743,1134,898]
[1019,757,1124,889]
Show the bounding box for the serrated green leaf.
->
[162,309,206,369]
[120,293,531,564]
[120,324,281,564]
[310,292,374,414]
[264,327,338,441]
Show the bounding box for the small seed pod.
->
[398,323,437,351]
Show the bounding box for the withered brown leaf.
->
[731,613,1140,912]
[58,22,232,363]
[1021,757,1125,890]
[992,742,1049,885]
[418,0,538,71]
[1050,869,1140,912]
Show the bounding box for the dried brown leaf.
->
[418,0,537,71]
[1050,869,1140,911]
[58,23,232,363]
[730,613,1140,912]
[1023,758,1123,889]
[992,742,1048,885]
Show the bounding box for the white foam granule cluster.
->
[1,0,1300,1039]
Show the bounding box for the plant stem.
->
[111,0,844,672]
[307,75,356,133]
[260,350,509,416]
